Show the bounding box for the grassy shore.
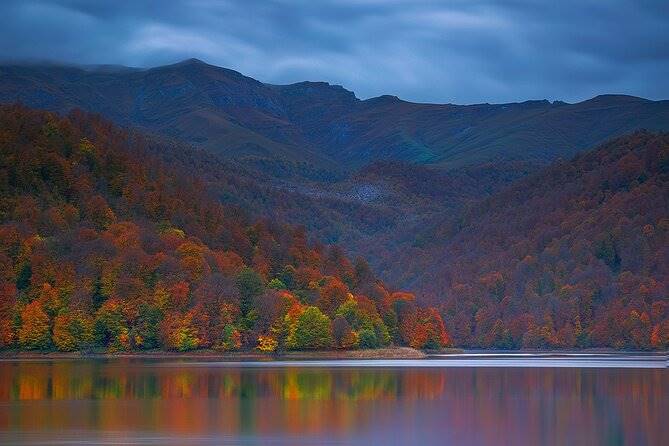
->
[0,346,448,361]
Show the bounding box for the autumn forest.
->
[0,105,450,353]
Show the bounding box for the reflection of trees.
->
[0,362,666,445]
[2,363,447,402]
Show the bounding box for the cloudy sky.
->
[1,0,668,104]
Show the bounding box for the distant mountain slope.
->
[325,94,669,168]
[391,132,668,349]
[1,59,668,171]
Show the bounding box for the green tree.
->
[236,268,264,314]
[278,265,296,290]
[217,324,241,351]
[94,300,128,350]
[130,304,162,349]
[358,328,379,349]
[289,306,333,350]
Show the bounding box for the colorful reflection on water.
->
[0,359,667,445]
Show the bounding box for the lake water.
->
[0,355,667,445]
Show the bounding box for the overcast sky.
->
[1,0,668,104]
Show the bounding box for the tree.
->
[85,195,116,230]
[217,324,241,351]
[0,105,469,354]
[18,300,51,350]
[317,277,349,316]
[332,316,358,349]
[358,328,379,349]
[0,282,17,348]
[160,311,200,351]
[213,250,245,277]
[94,299,128,351]
[335,294,390,348]
[278,265,296,290]
[288,306,333,350]
[53,311,93,351]
[236,268,264,314]
[400,307,451,350]
[129,304,162,349]
[650,320,669,349]
[16,263,32,291]
[170,281,190,311]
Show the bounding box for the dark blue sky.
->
[1,0,668,104]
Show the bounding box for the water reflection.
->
[0,360,667,445]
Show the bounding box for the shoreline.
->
[1,347,664,362]
[0,346,446,361]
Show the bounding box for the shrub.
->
[257,335,278,352]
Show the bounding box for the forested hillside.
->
[2,60,669,302]
[0,104,450,353]
[399,132,669,350]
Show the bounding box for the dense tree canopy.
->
[0,104,451,353]
[1,104,665,352]
[404,132,669,350]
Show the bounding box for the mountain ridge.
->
[1,59,668,171]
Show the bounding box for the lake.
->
[0,355,667,445]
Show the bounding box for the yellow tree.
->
[0,282,17,347]
[19,300,51,350]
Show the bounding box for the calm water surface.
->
[0,356,667,445]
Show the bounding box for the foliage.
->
[358,329,379,349]
[287,306,334,350]
[267,278,287,290]
[335,294,391,348]
[257,335,278,352]
[0,104,449,354]
[217,324,241,351]
[399,132,668,350]
[160,311,200,351]
[332,316,358,349]
[53,311,93,351]
[236,268,264,314]
[94,300,129,352]
[0,282,17,348]
[18,300,51,350]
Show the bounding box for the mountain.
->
[321,94,669,169]
[0,60,341,178]
[0,104,450,352]
[1,59,668,172]
[1,62,667,351]
[391,132,669,350]
[4,60,667,272]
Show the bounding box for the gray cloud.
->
[0,0,667,104]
